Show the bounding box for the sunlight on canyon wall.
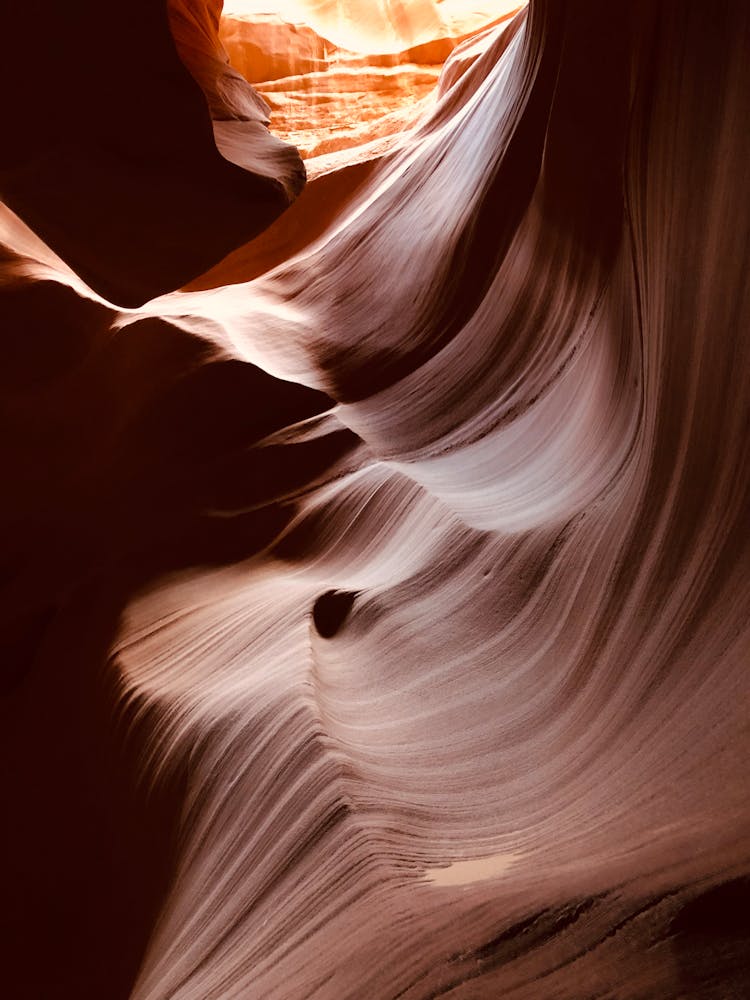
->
[1,1,749,998]
[214,0,523,158]
[222,0,521,53]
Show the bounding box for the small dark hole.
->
[312,590,358,638]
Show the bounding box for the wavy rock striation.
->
[1,1,749,998]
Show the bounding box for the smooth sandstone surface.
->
[1,2,749,999]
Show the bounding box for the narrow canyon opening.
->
[218,0,525,159]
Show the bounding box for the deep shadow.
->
[0,0,299,306]
[0,284,358,996]
[313,590,359,638]
[670,877,750,999]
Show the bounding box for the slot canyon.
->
[1,1,748,997]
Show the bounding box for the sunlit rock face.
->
[223,0,520,54]
[220,0,522,158]
[2,2,750,999]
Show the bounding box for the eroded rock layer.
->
[219,0,522,158]
[1,1,749,998]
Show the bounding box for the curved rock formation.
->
[2,1,749,998]
[0,0,305,307]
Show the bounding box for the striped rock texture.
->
[1,1,748,997]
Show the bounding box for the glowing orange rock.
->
[218,1,523,159]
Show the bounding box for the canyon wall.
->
[1,1,749,997]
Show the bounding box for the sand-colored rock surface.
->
[1,2,749,999]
